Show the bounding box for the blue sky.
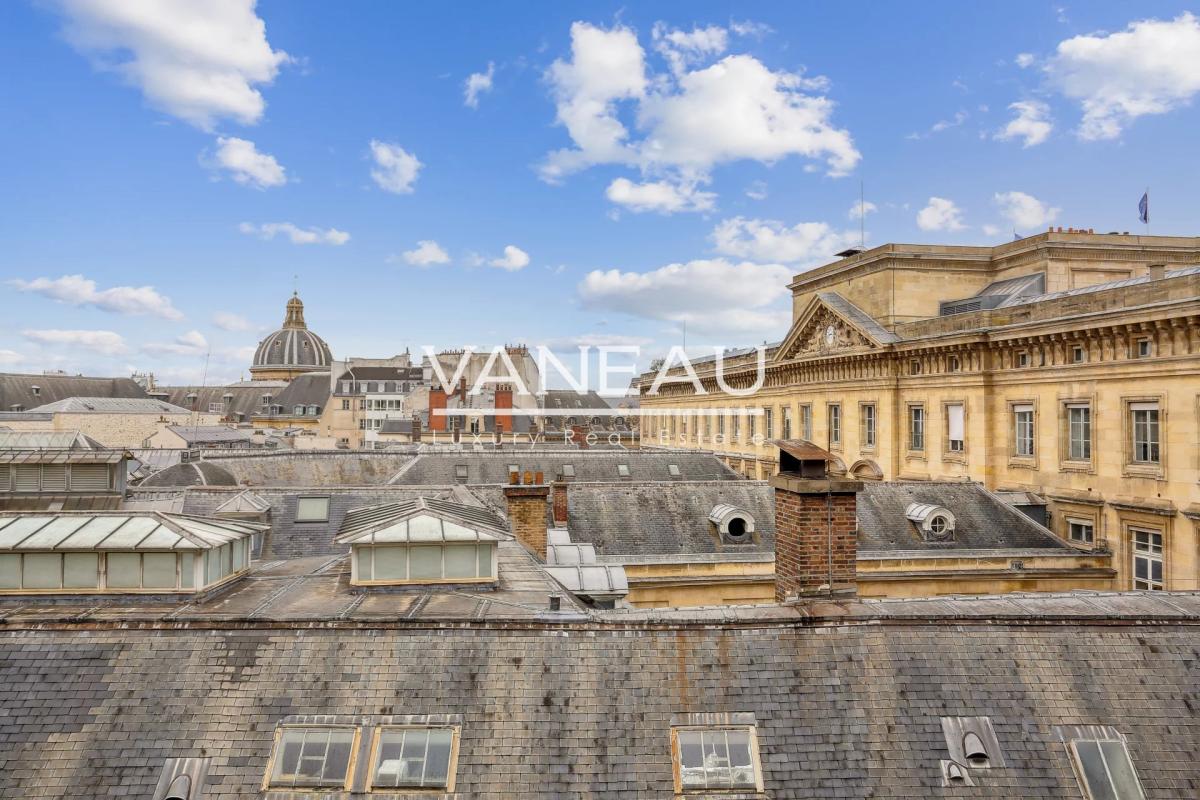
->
[1,1,1198,386]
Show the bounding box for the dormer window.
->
[672,723,762,793]
[370,727,457,789]
[906,503,956,541]
[30,386,40,396]
[267,726,357,790]
[708,505,756,544]
[616,464,630,478]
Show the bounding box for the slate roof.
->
[137,461,239,488]
[1,588,1199,797]
[254,372,331,416]
[0,371,146,412]
[857,481,1073,553]
[157,383,284,420]
[201,451,416,486]
[28,396,192,414]
[817,291,902,343]
[563,480,776,558]
[388,450,742,485]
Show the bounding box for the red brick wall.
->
[774,488,857,602]
[551,481,568,526]
[504,485,549,560]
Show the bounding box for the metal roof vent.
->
[940,760,975,787]
[709,504,756,543]
[152,757,209,800]
[963,732,989,766]
[906,502,956,541]
[942,717,1004,769]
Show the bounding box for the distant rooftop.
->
[29,396,193,414]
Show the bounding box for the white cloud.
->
[541,333,655,350]
[0,350,24,365]
[745,180,768,200]
[1047,13,1200,140]
[730,20,774,39]
[653,23,729,75]
[239,221,349,245]
[916,197,966,231]
[22,329,128,356]
[1015,52,1036,68]
[541,22,859,196]
[9,274,183,319]
[994,191,1060,230]
[908,110,967,139]
[464,62,495,108]
[51,0,289,130]
[401,240,451,267]
[605,177,715,214]
[143,329,209,357]
[490,245,530,271]
[848,200,877,220]
[369,139,422,194]
[213,311,255,332]
[211,136,286,188]
[995,100,1053,147]
[578,258,792,339]
[982,224,1002,237]
[711,217,859,264]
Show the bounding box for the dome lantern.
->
[249,293,334,380]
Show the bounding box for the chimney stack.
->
[770,440,862,602]
[504,483,550,560]
[1148,263,1166,281]
[551,480,569,527]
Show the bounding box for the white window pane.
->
[409,546,442,579]
[356,546,373,580]
[947,405,965,440]
[477,545,494,578]
[23,553,62,589]
[1100,740,1146,799]
[423,729,453,785]
[677,730,705,786]
[296,497,329,521]
[107,553,141,589]
[233,539,246,571]
[0,553,21,588]
[726,730,756,788]
[180,552,195,589]
[142,553,177,588]
[63,552,99,588]
[443,545,476,579]
[373,546,407,580]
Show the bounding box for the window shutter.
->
[947,405,965,440]
[41,464,68,491]
[71,464,110,491]
[14,465,40,492]
[1013,404,1033,414]
[1129,401,1159,412]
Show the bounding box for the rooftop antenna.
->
[192,350,211,429]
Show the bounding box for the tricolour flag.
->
[1138,192,1149,224]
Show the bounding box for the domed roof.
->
[139,461,238,488]
[250,293,333,376]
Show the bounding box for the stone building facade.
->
[639,231,1200,592]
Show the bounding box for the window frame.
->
[1062,400,1094,468]
[670,725,764,795]
[907,403,926,453]
[859,402,877,451]
[1066,517,1095,545]
[353,543,497,585]
[263,724,360,792]
[295,496,331,523]
[800,404,813,441]
[1122,396,1164,476]
[1010,401,1036,460]
[1130,527,1164,590]
[826,403,841,450]
[944,401,966,459]
[365,724,461,792]
[1068,737,1147,800]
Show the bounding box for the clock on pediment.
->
[824,324,837,347]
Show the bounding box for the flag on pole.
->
[1138,192,1149,224]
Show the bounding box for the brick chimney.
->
[495,383,513,435]
[551,480,569,527]
[770,440,862,602]
[428,386,448,432]
[503,484,550,560]
[570,424,589,449]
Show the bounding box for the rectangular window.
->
[341,398,350,410]
[673,727,761,793]
[1072,345,1086,363]
[1017,352,1030,367]
[561,464,575,478]
[762,408,773,439]
[617,463,630,477]
[296,496,330,522]
[747,411,755,439]
[1069,738,1147,800]
[370,727,457,789]
[946,403,965,452]
[454,465,468,482]
[827,405,841,448]
[909,406,925,451]
[22,552,62,589]
[1068,519,1095,544]
[269,727,357,789]
[731,411,740,440]
[358,544,495,583]
[1130,403,1160,463]
[1067,404,1092,461]
[781,407,792,439]
[63,552,99,588]
[1132,529,1163,590]
[800,405,813,441]
[1134,338,1152,358]
[861,404,876,449]
[717,412,725,436]
[1013,404,1035,457]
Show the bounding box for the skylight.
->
[268,726,357,790]
[673,726,762,793]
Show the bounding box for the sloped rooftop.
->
[388,450,742,485]
[29,396,192,414]
[336,497,509,544]
[0,511,263,551]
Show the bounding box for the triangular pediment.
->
[774,293,888,362]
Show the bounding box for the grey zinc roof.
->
[857,481,1072,553]
[1001,263,1200,307]
[28,396,192,414]
[817,291,902,343]
[0,430,106,450]
[254,371,332,414]
[388,450,742,485]
[1,591,1200,797]
[202,451,416,486]
[137,461,239,488]
[563,480,776,557]
[158,383,284,420]
[164,425,252,444]
[0,511,263,551]
[0,371,147,412]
